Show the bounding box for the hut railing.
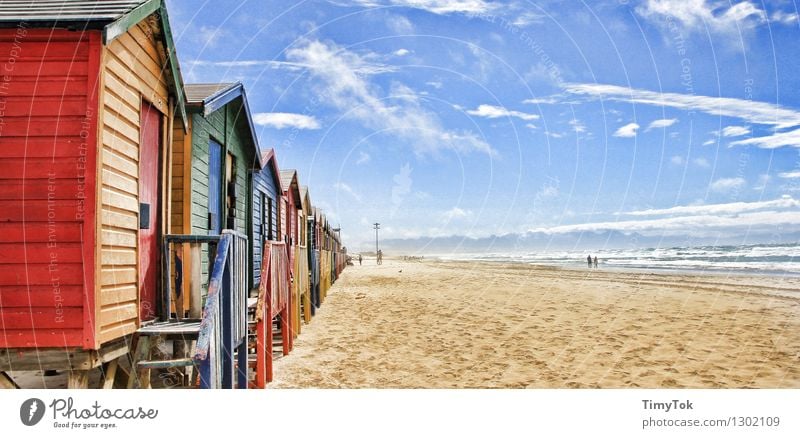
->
[253,240,290,387]
[161,231,248,389]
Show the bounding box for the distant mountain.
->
[380,230,800,255]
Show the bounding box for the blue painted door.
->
[208,139,223,234]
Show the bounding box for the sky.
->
[166,0,800,252]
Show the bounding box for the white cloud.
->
[466,104,540,121]
[753,174,771,190]
[620,197,799,217]
[525,123,538,130]
[710,177,746,193]
[613,122,639,138]
[286,40,495,156]
[356,151,371,165]
[528,210,800,237]
[721,125,750,137]
[670,155,685,165]
[564,82,800,149]
[702,139,716,146]
[730,127,800,149]
[387,14,414,33]
[442,207,472,221]
[779,171,800,179]
[522,97,559,105]
[692,157,711,168]
[772,10,799,25]
[569,119,586,133]
[334,182,362,202]
[393,48,410,56]
[512,11,545,27]
[532,196,800,237]
[329,0,498,15]
[563,83,800,129]
[426,81,443,89]
[253,113,321,130]
[647,118,678,130]
[636,0,766,34]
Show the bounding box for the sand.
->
[268,258,800,388]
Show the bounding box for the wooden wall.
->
[0,29,99,348]
[251,161,280,286]
[97,18,170,346]
[188,99,257,285]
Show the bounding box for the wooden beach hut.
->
[249,149,293,387]
[0,0,188,388]
[298,186,313,324]
[124,81,264,388]
[167,82,262,316]
[279,170,302,341]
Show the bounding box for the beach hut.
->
[299,186,313,324]
[250,148,282,288]
[249,149,296,387]
[308,206,321,313]
[0,0,187,388]
[279,170,301,341]
[167,82,262,314]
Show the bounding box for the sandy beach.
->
[269,258,800,388]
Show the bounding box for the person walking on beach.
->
[358,254,362,265]
[587,255,592,268]
[377,250,383,265]
[593,256,598,268]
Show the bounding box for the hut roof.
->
[184,82,263,168]
[299,185,313,214]
[279,170,302,206]
[258,148,283,195]
[0,0,188,132]
[0,0,145,25]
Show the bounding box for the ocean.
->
[435,243,800,276]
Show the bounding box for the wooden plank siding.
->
[96,18,170,345]
[187,100,258,288]
[251,160,280,286]
[0,29,99,349]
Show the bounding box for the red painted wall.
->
[0,29,99,349]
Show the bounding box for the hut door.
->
[138,102,161,321]
[208,140,223,234]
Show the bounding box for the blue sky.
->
[167,0,800,251]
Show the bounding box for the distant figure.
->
[593,256,598,268]
[358,254,362,266]
[377,250,383,265]
[587,255,592,268]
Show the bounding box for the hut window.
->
[225,153,237,229]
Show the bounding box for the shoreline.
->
[420,255,800,280]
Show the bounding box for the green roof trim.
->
[101,0,160,44]
[157,2,188,132]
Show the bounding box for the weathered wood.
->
[189,243,202,318]
[0,371,19,389]
[127,336,150,389]
[102,359,119,389]
[68,370,89,389]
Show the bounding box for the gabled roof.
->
[258,148,283,195]
[185,82,263,168]
[0,0,188,132]
[0,0,146,26]
[299,186,312,214]
[279,169,302,206]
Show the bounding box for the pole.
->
[373,222,380,264]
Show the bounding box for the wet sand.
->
[268,258,800,388]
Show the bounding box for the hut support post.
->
[220,250,235,389]
[102,358,119,389]
[68,370,89,389]
[0,371,19,389]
